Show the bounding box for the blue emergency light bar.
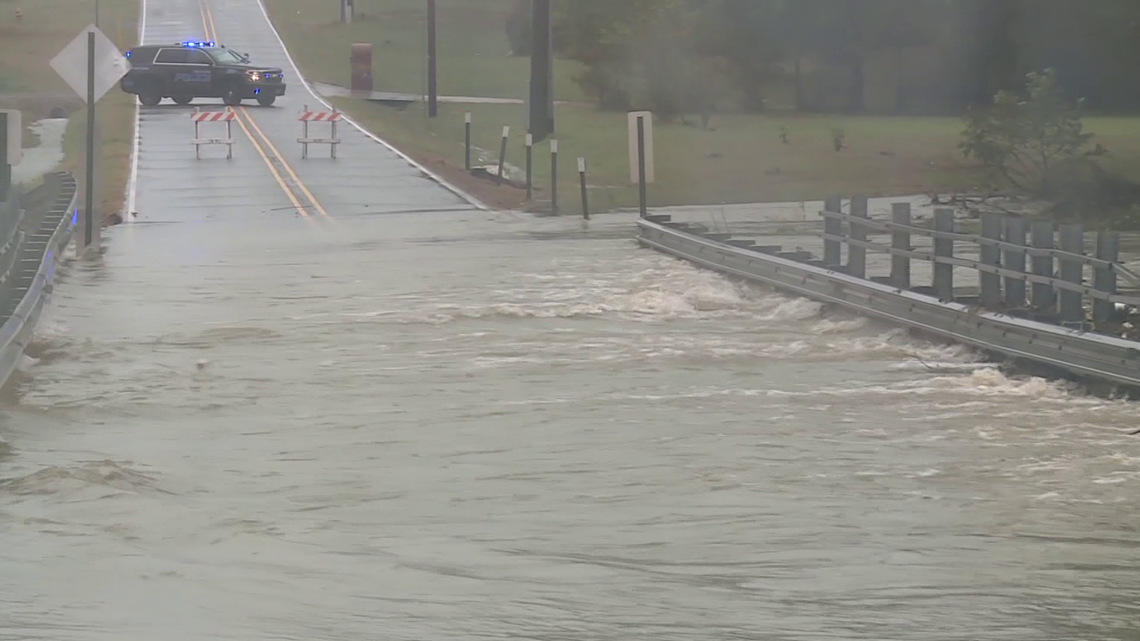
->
[178,40,216,48]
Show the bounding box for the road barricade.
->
[298,105,341,159]
[191,108,236,160]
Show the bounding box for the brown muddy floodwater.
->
[1,210,1138,641]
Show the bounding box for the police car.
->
[120,40,287,107]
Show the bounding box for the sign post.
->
[0,110,19,204]
[627,111,655,217]
[49,24,129,256]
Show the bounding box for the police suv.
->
[120,40,287,107]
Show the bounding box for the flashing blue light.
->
[179,40,215,48]
[71,210,78,226]
[125,50,131,58]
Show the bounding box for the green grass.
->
[0,0,139,219]
[267,0,587,102]
[263,0,1140,215]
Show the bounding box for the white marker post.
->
[550,139,559,215]
[464,113,472,171]
[525,133,533,200]
[578,157,588,220]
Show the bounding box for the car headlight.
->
[247,70,262,81]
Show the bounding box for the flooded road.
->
[2,0,1139,636]
[2,209,1140,641]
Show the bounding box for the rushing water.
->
[1,209,1138,640]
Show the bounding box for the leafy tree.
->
[960,69,1105,197]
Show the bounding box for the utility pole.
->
[528,0,554,142]
[427,0,438,118]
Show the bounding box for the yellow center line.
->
[201,0,332,221]
[237,107,332,219]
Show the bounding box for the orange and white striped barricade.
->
[298,105,341,159]
[191,108,236,159]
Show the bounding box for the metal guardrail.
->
[815,197,1139,330]
[636,215,1140,392]
[0,172,79,389]
[819,208,1140,287]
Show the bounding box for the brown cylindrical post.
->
[350,43,373,93]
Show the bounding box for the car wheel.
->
[172,95,193,105]
[222,86,242,106]
[138,90,162,107]
[256,94,276,107]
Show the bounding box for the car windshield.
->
[205,47,247,64]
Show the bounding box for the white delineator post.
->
[298,105,342,159]
[191,108,236,160]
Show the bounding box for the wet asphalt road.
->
[132,0,477,227]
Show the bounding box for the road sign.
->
[49,24,129,104]
[1,110,20,166]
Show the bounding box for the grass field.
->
[266,0,1140,215]
[0,0,139,220]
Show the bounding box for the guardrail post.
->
[933,208,955,301]
[823,196,842,268]
[1003,216,1027,308]
[980,212,1003,308]
[1030,221,1056,313]
[890,202,911,290]
[1092,230,1119,325]
[1058,223,1085,325]
[847,195,868,279]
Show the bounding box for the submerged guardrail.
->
[636,200,1140,393]
[0,172,79,388]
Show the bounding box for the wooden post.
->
[980,212,1003,308]
[1030,221,1056,313]
[1092,230,1120,325]
[847,195,868,279]
[1003,217,1028,309]
[933,208,955,301]
[823,196,842,268]
[890,202,911,290]
[1058,223,1085,325]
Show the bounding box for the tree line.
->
[507,0,1140,119]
